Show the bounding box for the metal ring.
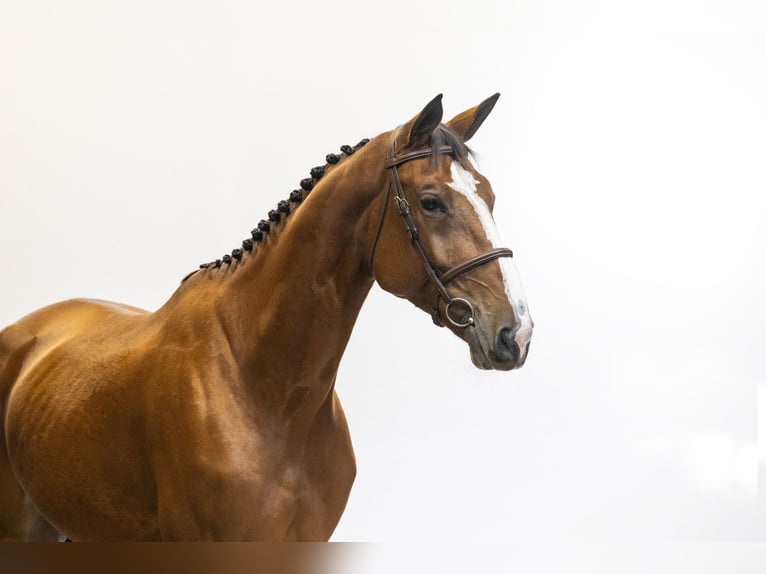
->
[444,298,475,328]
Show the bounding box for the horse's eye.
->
[420,196,445,213]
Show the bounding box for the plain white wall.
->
[1,0,764,556]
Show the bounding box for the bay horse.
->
[0,94,533,541]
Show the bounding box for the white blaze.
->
[447,161,533,352]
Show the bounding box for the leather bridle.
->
[370,128,514,329]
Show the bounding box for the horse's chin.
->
[469,348,497,370]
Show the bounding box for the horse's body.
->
[0,95,532,541]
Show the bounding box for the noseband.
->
[371,129,514,329]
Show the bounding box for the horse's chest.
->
[248,436,356,540]
[260,466,337,539]
[148,381,357,540]
[172,413,355,540]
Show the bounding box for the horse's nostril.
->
[497,327,520,364]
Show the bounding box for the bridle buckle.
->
[393,196,411,216]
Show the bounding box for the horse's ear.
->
[404,94,444,148]
[446,93,500,142]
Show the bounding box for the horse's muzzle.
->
[491,325,530,370]
[466,321,532,371]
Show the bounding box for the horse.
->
[0,94,533,541]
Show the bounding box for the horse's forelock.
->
[428,125,473,167]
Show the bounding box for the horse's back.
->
[0,298,148,409]
[0,298,157,540]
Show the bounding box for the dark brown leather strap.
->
[440,248,514,285]
[384,146,454,168]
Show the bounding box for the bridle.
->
[370,128,514,329]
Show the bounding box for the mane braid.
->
[182,138,371,283]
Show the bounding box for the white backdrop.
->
[1,0,764,561]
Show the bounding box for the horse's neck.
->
[158,140,386,420]
[228,167,379,382]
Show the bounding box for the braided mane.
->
[182,123,469,284]
[181,138,370,283]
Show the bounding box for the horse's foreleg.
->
[0,445,62,541]
[0,331,62,541]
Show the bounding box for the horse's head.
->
[370,94,533,371]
